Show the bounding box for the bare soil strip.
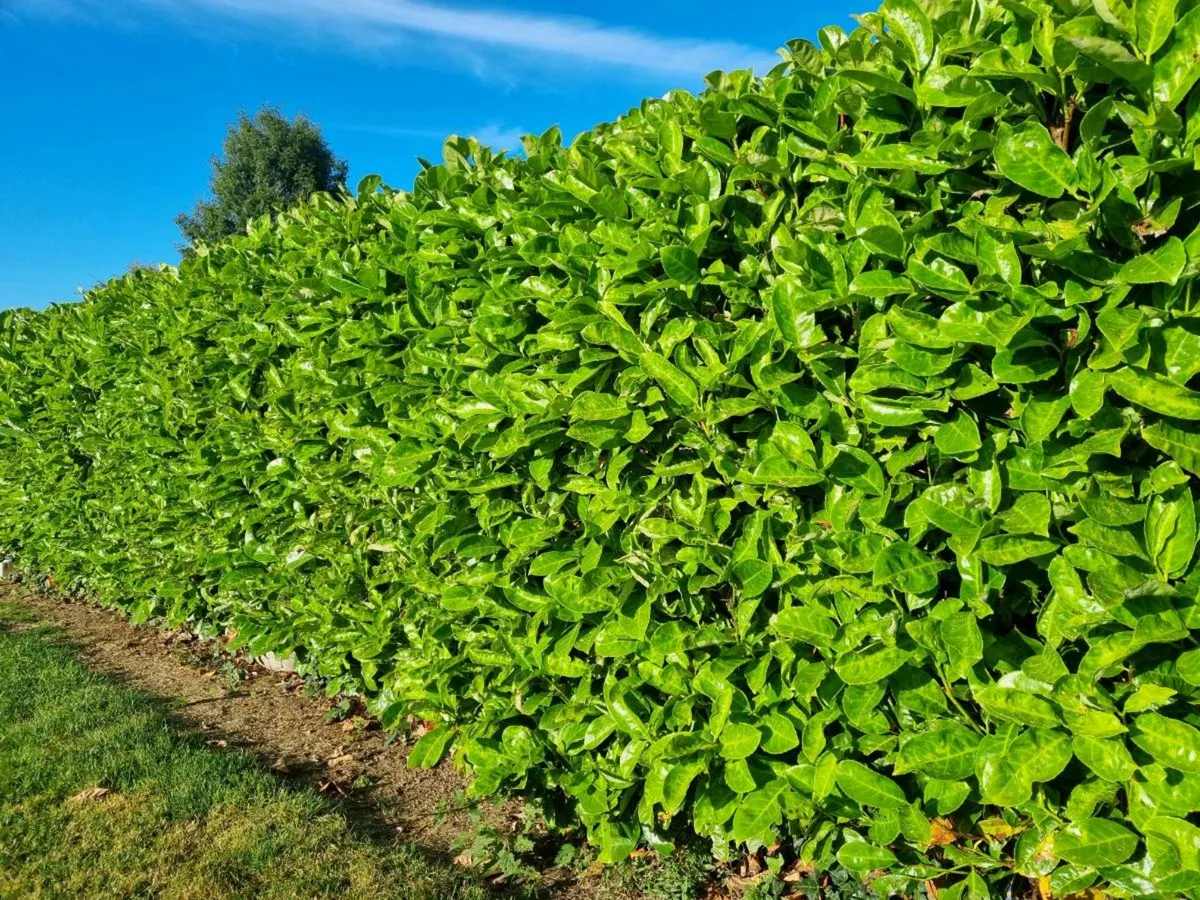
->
[0,580,610,899]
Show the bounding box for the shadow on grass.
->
[0,604,532,900]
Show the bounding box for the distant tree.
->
[176,107,348,249]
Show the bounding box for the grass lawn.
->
[0,601,508,900]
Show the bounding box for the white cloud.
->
[468,124,527,152]
[327,121,526,154]
[9,0,779,77]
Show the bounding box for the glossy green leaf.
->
[976,535,1058,565]
[895,722,980,780]
[661,245,701,285]
[1132,0,1180,56]
[994,121,1077,198]
[774,606,837,646]
[1120,238,1187,286]
[760,712,799,755]
[1143,815,1200,871]
[977,727,1072,806]
[409,725,455,769]
[972,686,1061,728]
[1132,713,1200,773]
[882,0,934,69]
[571,391,630,421]
[720,722,763,761]
[640,352,700,411]
[1145,486,1197,580]
[907,257,971,295]
[935,410,982,455]
[1144,421,1200,476]
[730,787,782,842]
[1110,367,1200,419]
[835,646,910,685]
[874,541,944,593]
[941,611,984,680]
[1073,736,1137,783]
[1153,5,1200,106]
[835,759,908,808]
[1054,818,1139,869]
[836,840,898,871]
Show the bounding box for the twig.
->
[1052,95,1077,153]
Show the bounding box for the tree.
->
[176,107,348,249]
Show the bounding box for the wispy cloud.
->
[333,120,530,157]
[468,124,527,152]
[327,122,526,151]
[8,0,779,77]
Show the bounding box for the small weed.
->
[453,825,539,883]
[218,659,245,692]
[553,842,579,868]
[325,696,357,723]
[786,865,877,900]
[600,836,716,900]
[742,875,787,900]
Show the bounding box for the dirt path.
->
[0,579,611,899]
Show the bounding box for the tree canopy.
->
[176,107,348,248]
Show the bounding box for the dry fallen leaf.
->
[979,816,1024,842]
[781,859,814,883]
[737,852,765,877]
[930,817,959,847]
[69,787,110,804]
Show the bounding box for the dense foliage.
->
[176,107,349,248]
[4,0,1200,894]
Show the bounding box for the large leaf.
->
[1134,0,1176,56]
[1132,713,1200,773]
[894,722,980,780]
[640,352,700,411]
[1109,367,1200,419]
[874,540,944,593]
[408,726,455,769]
[661,245,701,285]
[1120,238,1187,286]
[993,121,1077,198]
[835,646,910,685]
[730,787,783,842]
[1054,818,1139,868]
[835,759,909,808]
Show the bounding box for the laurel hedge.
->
[3,0,1200,895]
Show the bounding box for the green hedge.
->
[3,0,1200,895]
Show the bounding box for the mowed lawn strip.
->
[0,605,505,900]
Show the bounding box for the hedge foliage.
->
[3,0,1200,895]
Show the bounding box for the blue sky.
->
[0,0,861,310]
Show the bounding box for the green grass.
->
[0,613,508,900]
